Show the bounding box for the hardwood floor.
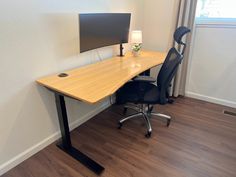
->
[2,97,236,177]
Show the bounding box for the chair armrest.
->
[133,76,156,83]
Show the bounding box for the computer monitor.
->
[79,13,131,56]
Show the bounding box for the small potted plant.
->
[131,30,142,57]
[132,44,142,57]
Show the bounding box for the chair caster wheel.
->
[145,131,152,138]
[167,119,171,127]
[123,108,128,115]
[118,122,123,129]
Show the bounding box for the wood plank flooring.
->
[2,97,236,177]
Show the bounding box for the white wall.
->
[186,25,236,108]
[141,0,180,78]
[0,0,143,174]
[142,0,179,52]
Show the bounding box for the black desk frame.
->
[54,92,104,175]
[48,69,151,175]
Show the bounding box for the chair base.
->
[118,104,171,138]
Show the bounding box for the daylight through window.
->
[196,0,236,20]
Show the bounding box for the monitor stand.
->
[119,43,124,57]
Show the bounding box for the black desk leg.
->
[54,93,105,175]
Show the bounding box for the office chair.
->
[133,26,191,83]
[116,47,183,138]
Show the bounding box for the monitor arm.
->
[119,43,124,57]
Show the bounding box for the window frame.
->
[195,17,236,26]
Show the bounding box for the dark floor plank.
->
[2,97,236,177]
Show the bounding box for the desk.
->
[36,50,166,174]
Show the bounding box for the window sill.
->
[195,18,236,28]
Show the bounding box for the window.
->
[196,0,236,24]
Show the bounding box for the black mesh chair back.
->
[174,26,191,55]
[157,48,183,104]
[174,26,191,44]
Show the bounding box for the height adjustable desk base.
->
[54,92,104,175]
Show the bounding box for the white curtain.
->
[171,0,198,97]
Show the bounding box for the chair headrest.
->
[174,26,191,44]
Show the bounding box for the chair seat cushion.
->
[116,81,160,104]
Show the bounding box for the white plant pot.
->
[132,50,140,57]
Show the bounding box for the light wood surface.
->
[36,51,166,104]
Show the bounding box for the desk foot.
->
[57,143,105,175]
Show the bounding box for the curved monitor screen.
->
[79,13,131,53]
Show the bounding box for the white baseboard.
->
[0,101,110,176]
[186,91,236,108]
